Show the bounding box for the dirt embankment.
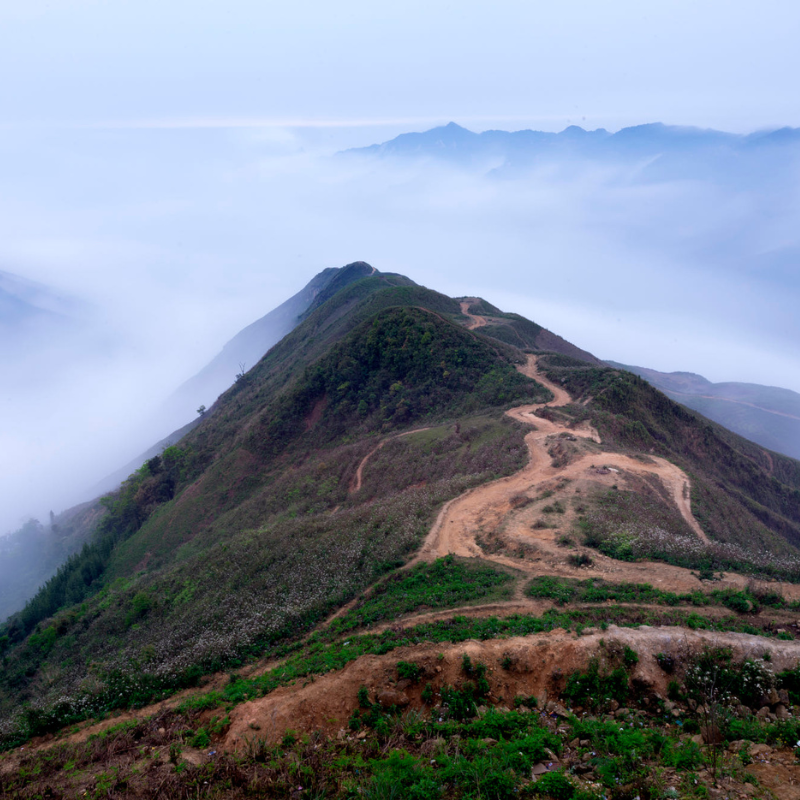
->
[224,625,800,748]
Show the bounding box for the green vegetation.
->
[0,419,528,746]
[5,448,189,642]
[526,575,792,614]
[4,595,791,752]
[12,648,800,799]
[247,305,549,459]
[576,484,800,581]
[327,556,515,636]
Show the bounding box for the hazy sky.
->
[2,0,799,133]
[1,0,798,534]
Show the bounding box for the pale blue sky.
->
[1,0,799,133]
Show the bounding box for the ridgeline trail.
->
[15,304,800,760]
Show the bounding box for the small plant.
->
[622,646,639,668]
[512,694,537,709]
[189,727,210,748]
[563,659,629,710]
[533,770,575,799]
[357,686,371,709]
[421,683,434,704]
[396,661,422,682]
[568,553,593,568]
[281,730,297,748]
[501,654,513,670]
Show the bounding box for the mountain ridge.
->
[3,264,800,785]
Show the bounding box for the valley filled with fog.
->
[1,119,799,537]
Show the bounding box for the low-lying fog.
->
[1,121,799,536]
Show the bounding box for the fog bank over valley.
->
[1,119,799,538]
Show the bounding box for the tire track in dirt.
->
[349,427,433,494]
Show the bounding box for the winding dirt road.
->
[460,299,489,330]
[415,354,707,576]
[349,427,432,494]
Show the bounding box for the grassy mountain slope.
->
[608,361,800,461]
[4,272,800,762]
[0,278,552,744]
[540,357,800,563]
[164,262,376,421]
[0,503,104,622]
[462,299,603,365]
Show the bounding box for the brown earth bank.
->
[223,625,800,749]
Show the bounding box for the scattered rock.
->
[748,743,771,758]
[376,689,409,708]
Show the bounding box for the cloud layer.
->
[1,122,799,535]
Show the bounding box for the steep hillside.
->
[0,504,104,622]
[608,361,800,461]
[539,357,800,564]
[160,262,377,427]
[4,269,800,800]
[0,273,553,744]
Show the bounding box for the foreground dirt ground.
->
[224,624,800,748]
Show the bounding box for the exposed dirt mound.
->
[224,624,800,749]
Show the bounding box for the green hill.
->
[608,361,800,461]
[2,268,800,758]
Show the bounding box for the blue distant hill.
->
[341,121,800,177]
[608,361,800,462]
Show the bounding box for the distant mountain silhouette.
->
[0,270,80,343]
[342,121,800,178]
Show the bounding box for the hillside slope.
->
[3,269,800,783]
[608,361,800,461]
[160,262,376,427]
